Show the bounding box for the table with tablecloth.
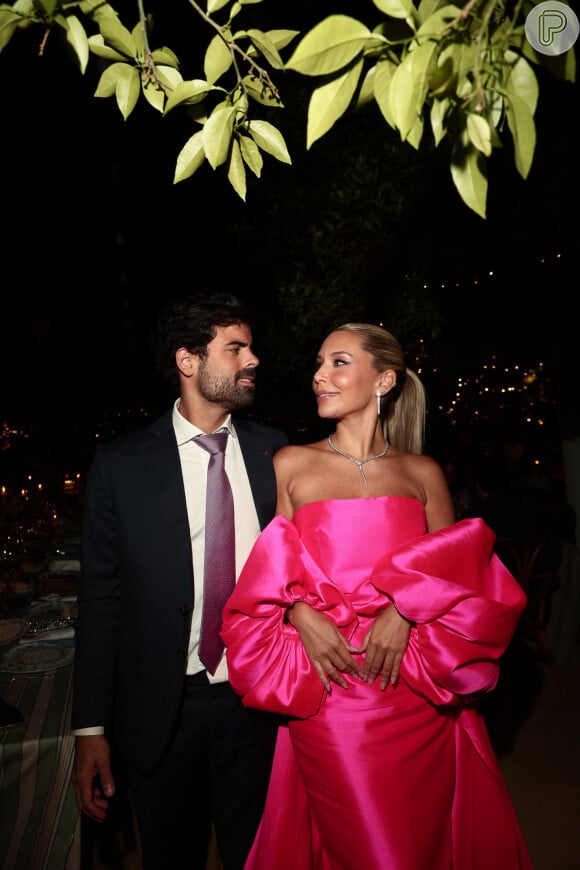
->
[0,607,80,870]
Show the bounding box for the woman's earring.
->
[376,390,383,416]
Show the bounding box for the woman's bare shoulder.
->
[274,440,327,466]
[386,450,450,500]
[394,451,454,527]
[395,450,446,476]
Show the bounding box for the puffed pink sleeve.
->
[221,516,358,718]
[371,517,527,705]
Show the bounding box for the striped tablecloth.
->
[0,663,80,869]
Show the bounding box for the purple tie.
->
[195,429,235,674]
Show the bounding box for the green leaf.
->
[255,28,299,52]
[248,119,292,164]
[99,17,138,59]
[428,53,458,98]
[174,130,205,183]
[63,14,89,73]
[306,58,364,148]
[79,0,119,20]
[37,0,57,17]
[388,54,418,139]
[389,41,436,139]
[450,134,487,218]
[241,74,283,107]
[88,34,126,62]
[373,58,396,126]
[416,0,442,23]
[410,38,438,101]
[39,0,57,14]
[504,51,539,117]
[430,97,449,146]
[155,64,183,91]
[131,20,145,58]
[116,64,140,120]
[415,4,462,39]
[164,79,218,113]
[285,15,371,76]
[485,89,504,138]
[231,86,249,115]
[243,28,284,69]
[94,61,132,98]
[0,11,27,53]
[227,138,247,201]
[466,112,492,156]
[457,40,478,82]
[151,47,180,68]
[203,103,236,169]
[406,113,424,148]
[208,0,231,12]
[238,134,263,177]
[204,32,233,84]
[357,65,375,107]
[11,0,36,12]
[141,76,165,113]
[504,91,536,179]
[373,0,415,21]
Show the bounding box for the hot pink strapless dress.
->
[221,498,533,869]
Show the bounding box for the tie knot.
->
[195,429,229,456]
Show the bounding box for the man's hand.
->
[72,734,115,823]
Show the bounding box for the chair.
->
[495,535,571,704]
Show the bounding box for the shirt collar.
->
[172,399,235,446]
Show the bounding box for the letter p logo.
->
[540,10,567,45]
[526,1,579,55]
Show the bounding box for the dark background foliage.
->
[0,2,578,468]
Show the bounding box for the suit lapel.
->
[235,421,277,529]
[141,413,193,576]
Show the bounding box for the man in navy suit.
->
[71,293,288,869]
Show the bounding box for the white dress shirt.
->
[172,400,261,682]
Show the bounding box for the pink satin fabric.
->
[222,497,533,869]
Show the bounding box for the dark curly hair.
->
[152,292,251,386]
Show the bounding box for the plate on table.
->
[0,642,74,673]
[0,618,30,647]
[48,560,80,573]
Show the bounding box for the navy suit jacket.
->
[71,410,288,772]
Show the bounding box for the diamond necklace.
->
[327,434,390,486]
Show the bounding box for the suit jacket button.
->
[176,649,187,659]
[180,605,191,615]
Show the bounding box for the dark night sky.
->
[0,7,578,441]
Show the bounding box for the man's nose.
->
[244,352,259,368]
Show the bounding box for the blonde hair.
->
[335,323,426,454]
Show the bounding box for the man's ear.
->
[176,347,197,378]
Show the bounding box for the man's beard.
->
[198,361,255,411]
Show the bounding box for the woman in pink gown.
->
[222,323,533,869]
